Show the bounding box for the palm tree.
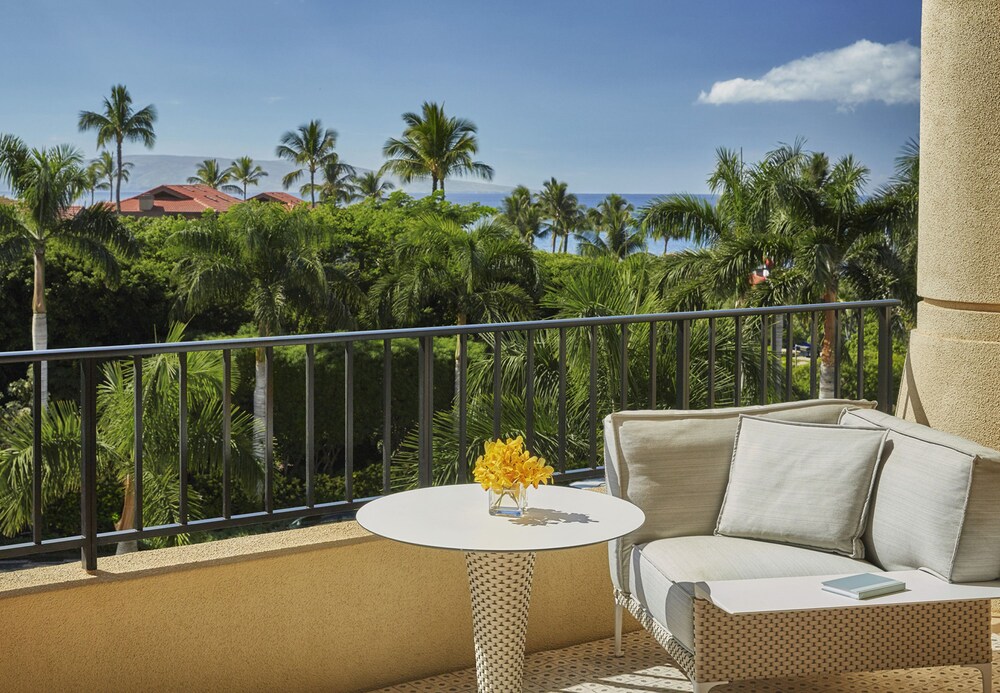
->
[0,136,138,404]
[501,185,543,245]
[226,156,268,200]
[187,159,238,193]
[579,193,645,259]
[369,216,538,399]
[318,153,358,207]
[77,84,157,213]
[639,146,786,311]
[642,142,881,398]
[173,202,356,453]
[857,139,919,322]
[91,151,133,203]
[538,178,584,253]
[275,120,338,207]
[764,149,876,398]
[352,171,395,202]
[380,101,494,196]
[82,162,100,206]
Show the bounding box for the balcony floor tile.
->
[375,629,1000,692]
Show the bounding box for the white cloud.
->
[697,40,920,108]
[264,96,285,104]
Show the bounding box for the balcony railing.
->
[0,299,899,570]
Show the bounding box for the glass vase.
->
[488,485,527,517]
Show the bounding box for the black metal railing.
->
[0,299,899,570]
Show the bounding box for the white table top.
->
[695,569,1000,615]
[356,483,645,553]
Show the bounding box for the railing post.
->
[31,361,43,545]
[80,358,98,571]
[878,305,892,412]
[344,342,354,502]
[492,332,502,439]
[264,346,274,513]
[557,329,567,474]
[674,320,690,409]
[382,340,392,494]
[457,334,468,484]
[759,315,768,405]
[222,350,232,519]
[525,330,535,450]
[648,322,657,408]
[734,316,743,406]
[856,309,865,399]
[178,351,189,524]
[133,356,144,531]
[305,344,315,507]
[418,336,434,487]
[588,325,598,467]
[707,318,716,408]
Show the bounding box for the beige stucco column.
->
[896,0,1000,449]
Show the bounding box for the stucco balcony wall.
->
[900,0,1000,449]
[0,523,634,692]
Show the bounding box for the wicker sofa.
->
[604,399,1000,692]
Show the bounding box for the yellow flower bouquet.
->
[473,436,554,517]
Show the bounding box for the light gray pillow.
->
[715,415,888,558]
[840,408,1000,582]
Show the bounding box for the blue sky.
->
[0,0,920,193]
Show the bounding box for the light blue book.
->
[821,573,906,600]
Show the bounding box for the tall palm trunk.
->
[819,289,838,399]
[254,350,267,460]
[551,231,557,253]
[115,138,123,213]
[115,473,139,554]
[309,167,316,207]
[32,248,47,406]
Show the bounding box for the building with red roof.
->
[118,184,241,218]
[249,191,303,208]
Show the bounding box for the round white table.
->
[356,483,645,692]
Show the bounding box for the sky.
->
[0,0,921,194]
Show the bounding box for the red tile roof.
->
[118,185,241,217]
[249,191,303,208]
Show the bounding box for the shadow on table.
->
[510,508,597,527]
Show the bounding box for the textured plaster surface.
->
[0,520,634,692]
[918,0,1000,305]
[902,0,1000,450]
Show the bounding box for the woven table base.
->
[464,551,536,693]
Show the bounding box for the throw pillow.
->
[715,415,888,558]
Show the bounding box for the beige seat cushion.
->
[629,535,874,652]
[604,399,876,592]
[841,408,1000,582]
[716,416,887,558]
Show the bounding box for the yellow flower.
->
[473,436,553,492]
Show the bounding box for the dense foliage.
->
[0,137,918,552]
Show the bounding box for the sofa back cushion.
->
[840,408,1000,582]
[715,416,887,558]
[604,399,876,592]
